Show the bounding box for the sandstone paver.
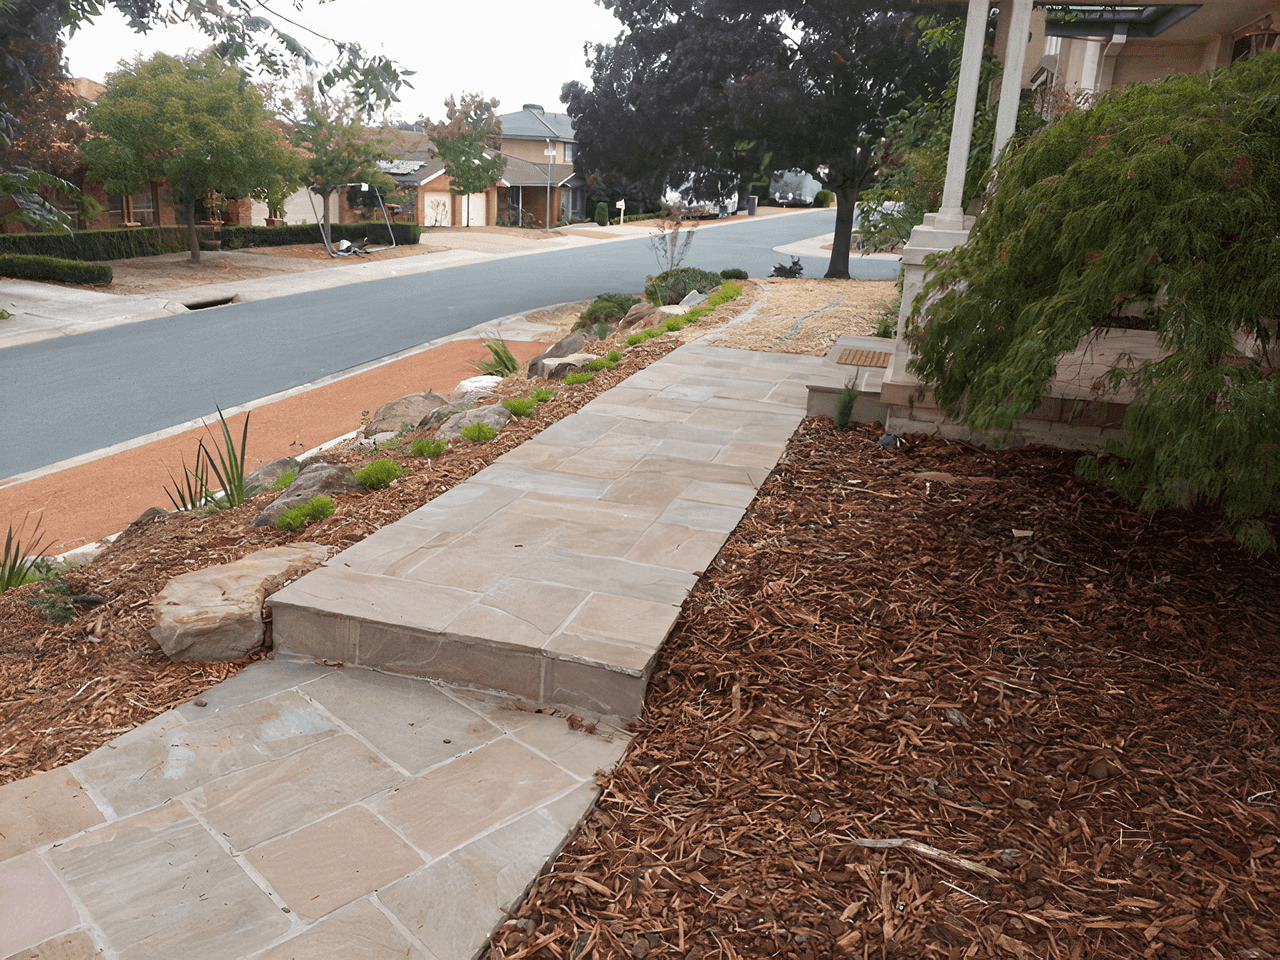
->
[5,931,104,959]
[0,768,103,861]
[249,899,431,960]
[0,852,80,957]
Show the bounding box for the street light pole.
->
[544,139,556,228]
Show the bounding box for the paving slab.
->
[269,343,824,717]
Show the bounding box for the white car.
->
[768,169,821,206]
[662,181,739,218]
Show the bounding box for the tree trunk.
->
[321,190,332,247]
[186,196,199,263]
[824,185,860,279]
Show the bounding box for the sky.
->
[62,0,626,124]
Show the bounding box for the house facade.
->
[494,104,585,226]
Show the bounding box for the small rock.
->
[537,353,598,380]
[151,543,329,661]
[437,404,512,442]
[528,331,588,379]
[361,392,449,437]
[998,848,1024,864]
[1088,757,1113,780]
[453,375,504,398]
[1025,895,1044,909]
[631,938,649,959]
[679,288,709,307]
[807,809,822,824]
[943,707,972,730]
[877,433,904,449]
[254,461,357,528]
[420,400,473,429]
[194,698,207,707]
[244,456,299,491]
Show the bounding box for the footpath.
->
[1,213,840,960]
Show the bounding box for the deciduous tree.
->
[82,51,306,260]
[290,109,394,245]
[421,93,505,227]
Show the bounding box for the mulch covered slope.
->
[488,420,1280,960]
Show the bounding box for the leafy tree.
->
[290,110,394,245]
[908,53,1280,550]
[566,0,953,277]
[421,93,505,227]
[82,52,306,260]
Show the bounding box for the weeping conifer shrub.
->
[909,53,1280,550]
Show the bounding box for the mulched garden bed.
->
[487,420,1279,960]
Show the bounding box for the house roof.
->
[499,154,579,188]
[496,104,576,142]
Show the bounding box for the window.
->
[563,142,574,162]
[106,187,157,227]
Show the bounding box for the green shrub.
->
[502,397,537,417]
[605,350,624,363]
[587,357,617,371]
[219,221,420,249]
[563,371,594,385]
[0,253,111,285]
[531,387,556,403]
[0,225,187,261]
[645,267,723,305]
[354,458,404,489]
[460,422,498,442]
[625,328,665,346]
[276,495,335,532]
[411,437,446,458]
[662,316,688,332]
[470,339,520,377]
[575,293,641,329]
[595,202,609,226]
[720,268,748,280]
[814,189,835,208]
[706,281,743,306]
[272,469,298,490]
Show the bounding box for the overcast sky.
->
[62,0,625,123]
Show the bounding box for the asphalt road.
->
[1,209,886,478]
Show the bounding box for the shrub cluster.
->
[460,422,498,442]
[595,202,609,226]
[719,268,748,280]
[411,437,446,458]
[354,458,404,489]
[276,496,334,532]
[0,253,112,285]
[502,397,537,417]
[814,189,835,208]
[563,371,594,385]
[222,222,420,250]
[576,293,641,329]
[645,267,723,305]
[531,387,556,403]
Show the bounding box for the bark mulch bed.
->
[486,420,1279,960]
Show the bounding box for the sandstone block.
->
[362,392,450,437]
[436,404,513,441]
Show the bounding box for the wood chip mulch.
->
[486,420,1279,960]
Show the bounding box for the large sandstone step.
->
[269,344,826,717]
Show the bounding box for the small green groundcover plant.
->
[273,469,298,490]
[502,397,537,417]
[276,496,335,532]
[644,267,723,306]
[625,328,664,346]
[30,579,75,623]
[587,356,617,371]
[354,458,404,489]
[460,422,498,442]
[411,437,446,458]
[563,371,594,385]
[575,293,641,329]
[531,387,556,403]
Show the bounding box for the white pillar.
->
[937,0,991,228]
[991,0,1035,164]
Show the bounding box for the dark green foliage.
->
[576,293,641,329]
[470,339,520,377]
[606,350,624,363]
[595,202,609,226]
[531,387,556,403]
[502,397,537,417]
[834,382,859,428]
[719,268,748,280]
[164,408,260,511]
[814,189,835,208]
[910,53,1280,550]
[645,267,722,306]
[411,438,446,458]
[29,579,74,623]
[587,357,618,371]
[0,226,187,261]
[0,253,110,284]
[354,458,404,489]
[563,371,594,385]
[459,422,498,442]
[771,257,804,278]
[222,222,420,249]
[276,496,335,532]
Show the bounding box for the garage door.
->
[465,193,486,227]
[423,196,450,227]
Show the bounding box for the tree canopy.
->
[908,52,1280,550]
[290,109,394,244]
[421,93,505,224]
[563,0,952,276]
[82,51,306,259]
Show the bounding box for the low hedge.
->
[0,226,187,261]
[221,221,420,249]
[0,253,112,285]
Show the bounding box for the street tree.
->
[421,94,505,227]
[82,51,306,260]
[567,0,952,277]
[908,53,1280,550]
[289,109,395,245]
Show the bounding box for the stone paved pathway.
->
[0,343,824,960]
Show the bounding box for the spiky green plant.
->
[470,339,520,377]
[1,516,47,594]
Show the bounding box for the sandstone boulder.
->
[437,403,513,441]
[420,401,473,430]
[151,543,330,661]
[254,461,357,528]
[617,303,687,333]
[244,456,299,491]
[538,353,599,380]
[528,331,588,379]
[362,392,449,437]
[452,375,503,401]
